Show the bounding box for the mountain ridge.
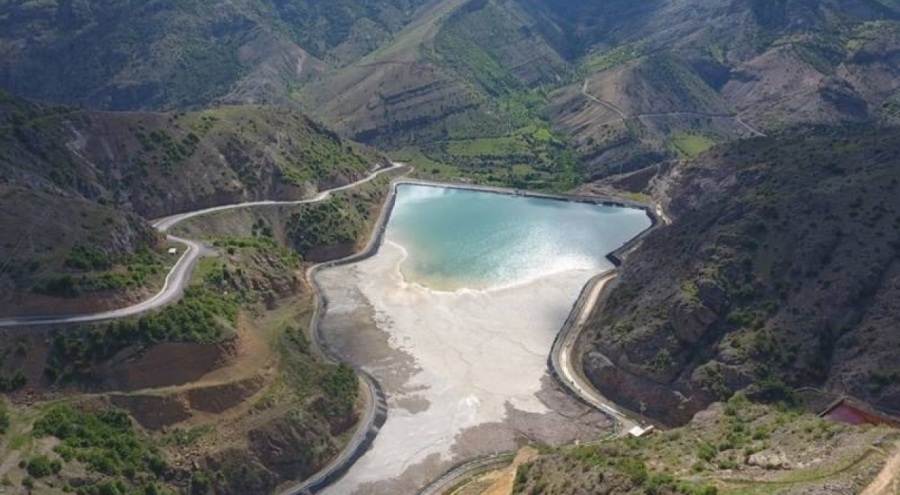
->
[576,124,900,427]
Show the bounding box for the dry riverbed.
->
[317,241,613,495]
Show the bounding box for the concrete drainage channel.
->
[417,454,517,495]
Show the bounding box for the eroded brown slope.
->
[578,126,900,426]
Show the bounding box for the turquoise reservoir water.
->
[386,185,652,290]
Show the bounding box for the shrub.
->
[750,377,796,404]
[33,405,165,478]
[33,275,80,297]
[318,365,359,417]
[0,406,9,433]
[698,443,716,462]
[190,470,212,495]
[0,371,27,392]
[65,245,111,271]
[26,455,61,478]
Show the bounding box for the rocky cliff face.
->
[579,126,900,425]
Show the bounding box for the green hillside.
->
[0,88,377,316]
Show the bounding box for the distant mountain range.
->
[3,0,899,178]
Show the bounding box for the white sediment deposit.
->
[318,185,650,495]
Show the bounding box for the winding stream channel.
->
[316,184,651,494]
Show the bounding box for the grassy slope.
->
[309,0,582,190]
[513,395,898,495]
[422,0,579,189]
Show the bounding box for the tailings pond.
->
[318,184,651,495]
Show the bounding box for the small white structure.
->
[168,247,178,256]
[628,425,655,438]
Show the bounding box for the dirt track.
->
[478,447,538,495]
[862,448,900,495]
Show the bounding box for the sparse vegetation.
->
[287,196,365,258]
[584,43,646,73]
[212,236,299,267]
[45,286,239,383]
[671,132,717,157]
[33,405,169,494]
[514,395,894,494]
[31,240,173,297]
[585,127,900,425]
[165,426,214,448]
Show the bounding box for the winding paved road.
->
[1,161,406,494]
[0,163,404,329]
